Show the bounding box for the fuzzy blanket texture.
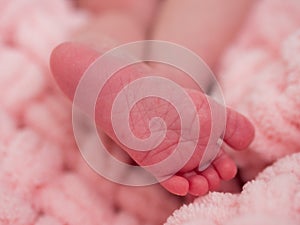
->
[0,0,300,225]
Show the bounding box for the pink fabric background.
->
[167,0,300,224]
[0,0,299,224]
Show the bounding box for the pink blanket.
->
[0,0,299,224]
[167,0,300,224]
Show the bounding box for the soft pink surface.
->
[0,1,178,224]
[1,0,300,224]
[219,0,300,181]
[166,0,300,224]
[166,153,300,225]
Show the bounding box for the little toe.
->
[201,166,221,191]
[188,174,209,196]
[224,108,255,150]
[161,175,189,196]
[212,152,237,181]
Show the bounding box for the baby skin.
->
[51,0,255,196]
[51,42,254,196]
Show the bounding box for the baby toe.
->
[161,175,189,196]
[188,174,209,196]
[224,108,255,150]
[213,152,237,181]
[201,166,221,191]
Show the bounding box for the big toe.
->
[224,108,255,150]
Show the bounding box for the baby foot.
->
[50,42,255,196]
